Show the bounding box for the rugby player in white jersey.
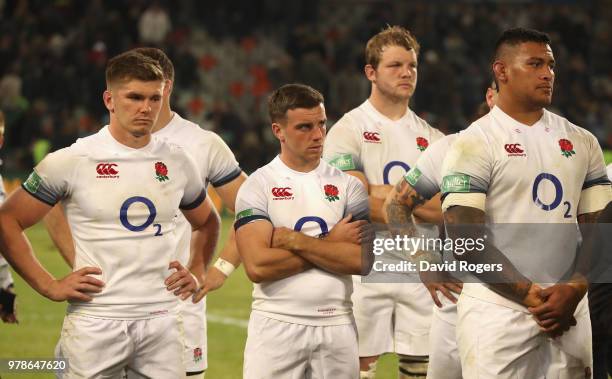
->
[591,164,612,378]
[0,51,216,378]
[0,110,18,324]
[382,83,498,379]
[235,84,373,378]
[441,28,611,377]
[322,26,444,378]
[42,47,246,378]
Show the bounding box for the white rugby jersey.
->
[234,156,369,326]
[154,113,241,266]
[607,163,612,180]
[22,126,206,319]
[441,106,611,309]
[323,100,444,185]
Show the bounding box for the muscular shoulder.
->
[547,111,599,145]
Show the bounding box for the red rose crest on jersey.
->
[324,184,340,202]
[193,347,202,363]
[559,139,575,158]
[271,187,293,200]
[363,131,381,143]
[155,162,169,181]
[96,163,119,178]
[416,137,429,151]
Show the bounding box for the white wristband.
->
[214,258,236,277]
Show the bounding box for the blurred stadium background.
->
[1,0,612,378]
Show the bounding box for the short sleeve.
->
[234,174,271,230]
[344,176,369,221]
[440,131,492,199]
[179,151,207,210]
[22,148,74,206]
[577,133,611,215]
[583,132,611,190]
[206,133,242,187]
[407,136,452,200]
[323,115,362,172]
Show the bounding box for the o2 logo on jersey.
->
[119,196,163,235]
[383,161,410,184]
[363,132,381,143]
[294,216,329,238]
[532,173,572,218]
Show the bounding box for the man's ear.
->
[164,79,173,97]
[493,60,507,85]
[103,90,114,113]
[365,64,376,82]
[272,122,284,142]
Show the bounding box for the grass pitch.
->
[0,217,398,378]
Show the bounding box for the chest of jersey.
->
[66,157,187,236]
[487,126,588,222]
[360,122,431,185]
[265,175,347,238]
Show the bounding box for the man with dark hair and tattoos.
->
[383,81,497,379]
[440,27,611,377]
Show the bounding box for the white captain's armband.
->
[442,193,486,212]
[578,185,612,215]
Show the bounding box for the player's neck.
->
[152,106,174,133]
[369,90,409,121]
[496,95,544,126]
[279,153,319,173]
[108,122,152,149]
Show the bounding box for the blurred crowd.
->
[1,0,611,173]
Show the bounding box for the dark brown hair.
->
[268,84,324,123]
[105,51,164,86]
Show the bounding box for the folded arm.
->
[236,220,312,283]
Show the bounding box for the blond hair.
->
[365,25,420,69]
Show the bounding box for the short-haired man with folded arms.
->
[323,25,444,379]
[235,83,372,378]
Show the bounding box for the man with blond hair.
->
[324,26,444,378]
